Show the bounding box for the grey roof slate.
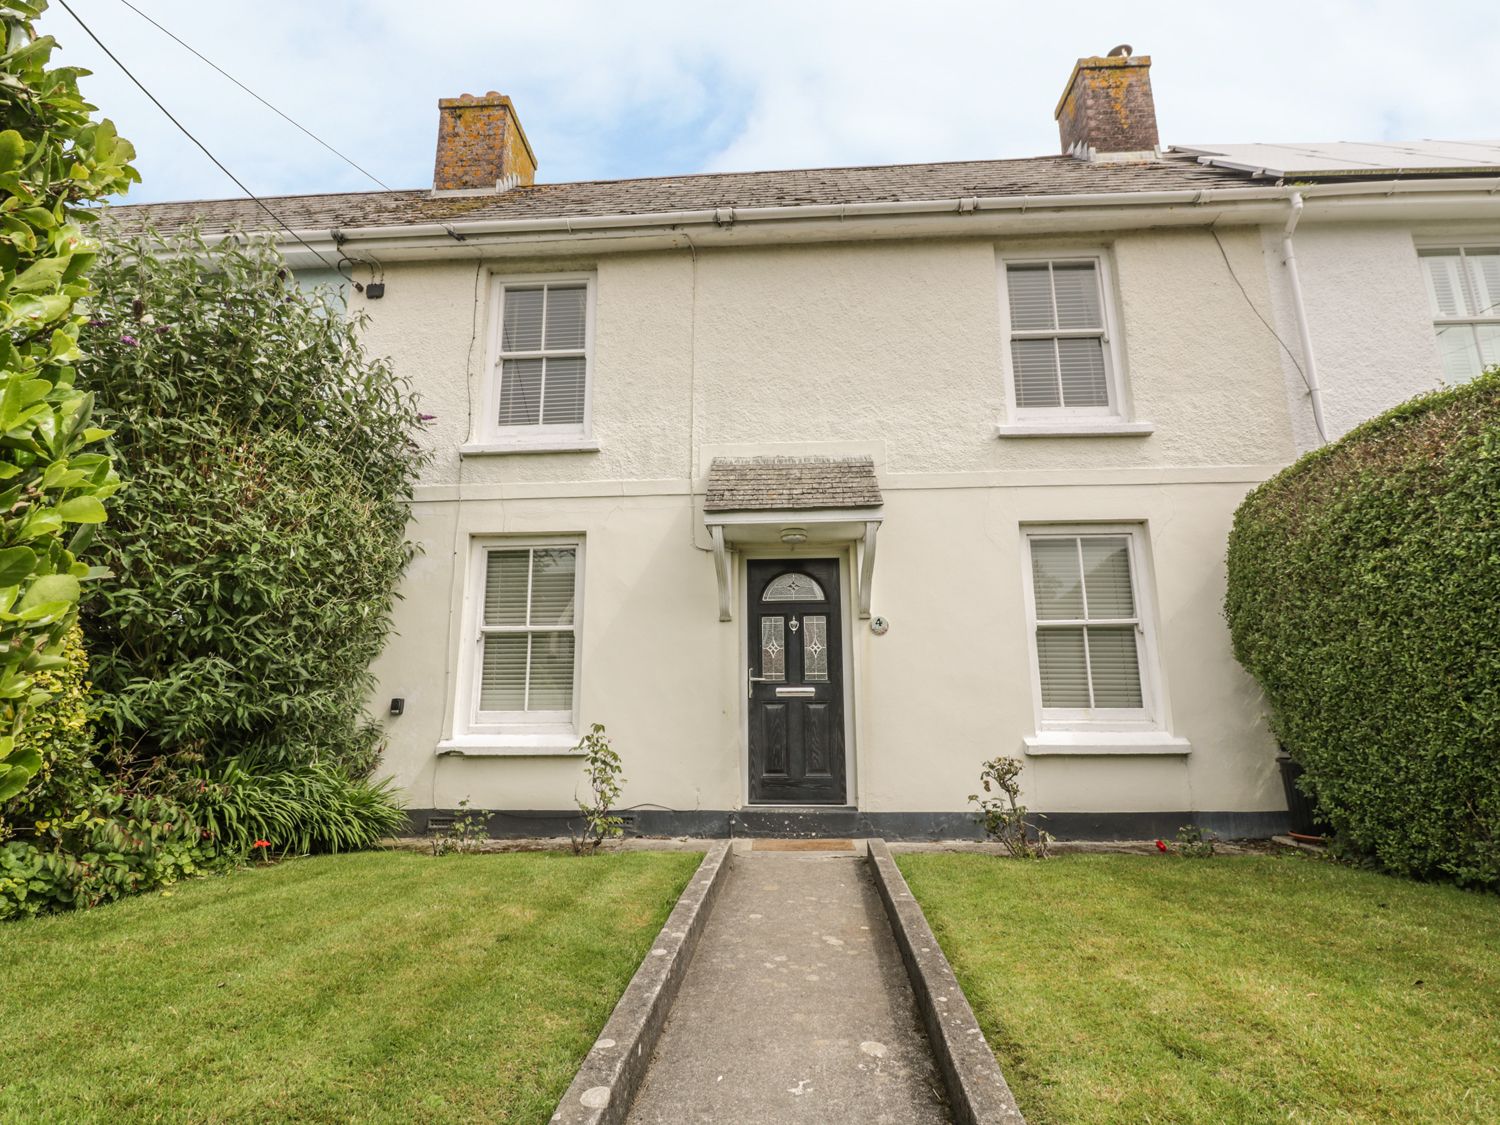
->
[103,154,1253,236]
[704,456,882,513]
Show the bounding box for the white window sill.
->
[996,421,1155,438]
[436,733,580,757]
[460,439,601,456]
[1023,731,1192,756]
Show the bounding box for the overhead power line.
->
[55,0,342,272]
[116,0,392,192]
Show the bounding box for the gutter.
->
[1280,191,1330,445]
[233,174,1500,255]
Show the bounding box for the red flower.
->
[1155,839,1168,852]
[253,839,271,848]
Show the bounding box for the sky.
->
[38,0,1500,205]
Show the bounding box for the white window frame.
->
[1018,523,1165,734]
[1415,243,1500,382]
[456,536,584,742]
[997,250,1137,433]
[476,273,596,449]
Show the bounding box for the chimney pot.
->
[1054,53,1159,161]
[433,92,537,193]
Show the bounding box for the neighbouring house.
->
[113,50,1500,839]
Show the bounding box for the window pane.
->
[529,548,576,625]
[541,356,587,426]
[501,287,545,351]
[528,632,575,710]
[483,550,529,625]
[1006,265,1055,331]
[1087,626,1144,708]
[804,615,828,682]
[763,573,825,602]
[1080,537,1134,618]
[1037,627,1090,707]
[1477,324,1500,371]
[1421,253,1469,318]
[1051,262,1102,329]
[544,286,587,350]
[1031,538,1084,620]
[480,633,528,710]
[761,616,786,682]
[498,358,544,426]
[1436,325,1481,382]
[1012,339,1061,408]
[1057,337,1110,407]
[1465,251,1500,318]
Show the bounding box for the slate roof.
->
[104,154,1254,236]
[704,456,883,513]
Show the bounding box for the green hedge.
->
[1225,369,1500,887]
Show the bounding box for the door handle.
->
[747,669,774,698]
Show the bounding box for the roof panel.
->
[1173,140,1500,177]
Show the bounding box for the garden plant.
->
[1226,369,1500,887]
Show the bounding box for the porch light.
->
[779,526,808,545]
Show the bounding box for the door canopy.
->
[702,455,883,622]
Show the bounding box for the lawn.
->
[897,852,1500,1124]
[0,849,701,1124]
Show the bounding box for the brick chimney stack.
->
[433,92,537,193]
[1054,50,1159,161]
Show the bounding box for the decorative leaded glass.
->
[804,616,828,682]
[761,616,786,682]
[763,573,824,602]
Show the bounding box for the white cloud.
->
[39,0,1500,204]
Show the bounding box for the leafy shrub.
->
[432,798,489,856]
[1226,369,1500,887]
[179,758,405,857]
[571,724,624,855]
[78,228,427,780]
[0,1,133,805]
[0,789,219,920]
[970,756,1052,859]
[1,624,92,840]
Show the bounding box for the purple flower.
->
[417,412,437,422]
[88,319,107,327]
[119,334,139,347]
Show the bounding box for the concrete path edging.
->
[551,840,733,1125]
[867,839,1027,1124]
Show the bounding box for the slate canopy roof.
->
[704,456,883,513]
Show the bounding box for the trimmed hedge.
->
[1225,369,1500,887]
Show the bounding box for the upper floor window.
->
[486,276,594,444]
[1420,247,1500,381]
[1001,256,1124,421]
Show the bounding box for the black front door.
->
[747,558,846,805]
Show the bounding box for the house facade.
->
[120,52,1500,837]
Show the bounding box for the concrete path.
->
[626,849,951,1124]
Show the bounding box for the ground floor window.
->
[471,540,580,730]
[1022,526,1159,727]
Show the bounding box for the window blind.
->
[478,546,577,715]
[497,284,588,428]
[1006,261,1112,410]
[1029,534,1144,711]
[1420,249,1500,382]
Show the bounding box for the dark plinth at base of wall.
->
[402,807,1289,841]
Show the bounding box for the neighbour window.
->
[1419,247,1500,381]
[1002,257,1120,416]
[491,278,592,439]
[1025,529,1153,722]
[473,543,579,726]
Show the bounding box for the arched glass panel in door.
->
[762,572,825,602]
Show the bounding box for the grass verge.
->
[0,849,702,1124]
[896,852,1500,1124]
